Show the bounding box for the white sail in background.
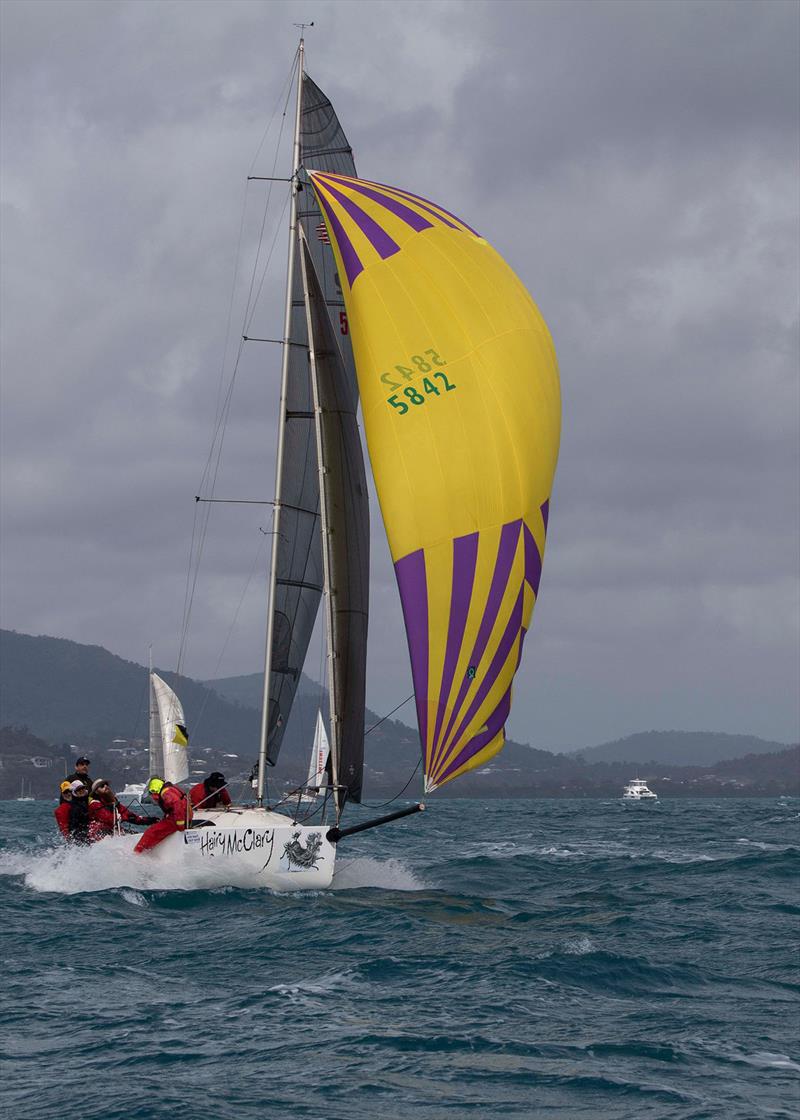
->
[305,710,330,794]
[149,675,164,779]
[151,672,189,784]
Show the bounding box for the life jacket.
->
[90,798,149,840]
[67,798,91,844]
[157,784,192,828]
[189,781,231,810]
[54,799,71,840]
[89,798,124,840]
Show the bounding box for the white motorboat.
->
[622,778,658,801]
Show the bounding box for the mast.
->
[256,39,305,804]
[147,643,156,779]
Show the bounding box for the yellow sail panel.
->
[309,171,560,791]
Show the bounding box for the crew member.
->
[134,777,192,854]
[67,780,91,844]
[66,756,92,795]
[190,772,231,811]
[88,779,151,841]
[54,780,73,840]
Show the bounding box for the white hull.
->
[144,806,336,890]
[622,778,658,802]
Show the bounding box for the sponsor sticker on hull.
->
[185,827,275,870]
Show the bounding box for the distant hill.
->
[570,731,789,767]
[0,629,261,750]
[2,630,797,800]
[0,629,427,797]
[202,670,324,710]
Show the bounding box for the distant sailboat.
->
[16,780,34,802]
[297,711,330,803]
[149,671,189,785]
[143,34,559,887]
[119,662,189,805]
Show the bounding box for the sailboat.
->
[16,780,35,802]
[297,711,330,804]
[118,667,189,805]
[145,36,560,888]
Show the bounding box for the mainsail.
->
[150,672,189,785]
[309,171,561,792]
[263,71,359,770]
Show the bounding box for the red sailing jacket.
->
[189,782,231,810]
[89,799,149,840]
[54,801,71,839]
[158,784,192,828]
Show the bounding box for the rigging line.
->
[188,57,295,569]
[241,49,296,325]
[190,532,269,737]
[127,671,151,750]
[361,759,422,811]
[187,174,288,554]
[177,361,238,675]
[241,168,290,334]
[196,497,276,505]
[247,49,298,177]
[244,189,291,337]
[177,54,297,676]
[354,685,414,810]
[364,692,415,736]
[241,57,296,330]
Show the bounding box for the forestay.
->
[309,171,561,792]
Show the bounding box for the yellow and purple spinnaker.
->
[309,171,560,792]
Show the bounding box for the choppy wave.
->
[2,797,798,1120]
[0,841,426,897]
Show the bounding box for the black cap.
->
[76,757,91,765]
[207,772,226,787]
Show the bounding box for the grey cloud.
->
[1,0,797,752]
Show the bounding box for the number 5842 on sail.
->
[388,372,456,415]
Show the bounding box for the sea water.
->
[1,797,798,1120]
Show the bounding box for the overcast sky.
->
[1,0,798,751]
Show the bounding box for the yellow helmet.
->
[146,777,165,798]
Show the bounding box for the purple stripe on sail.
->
[436,686,512,786]
[317,179,400,261]
[431,532,479,760]
[441,585,525,768]
[541,498,550,535]
[431,520,522,775]
[315,188,363,287]
[323,174,433,234]
[523,522,542,597]
[368,178,480,237]
[395,549,430,754]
